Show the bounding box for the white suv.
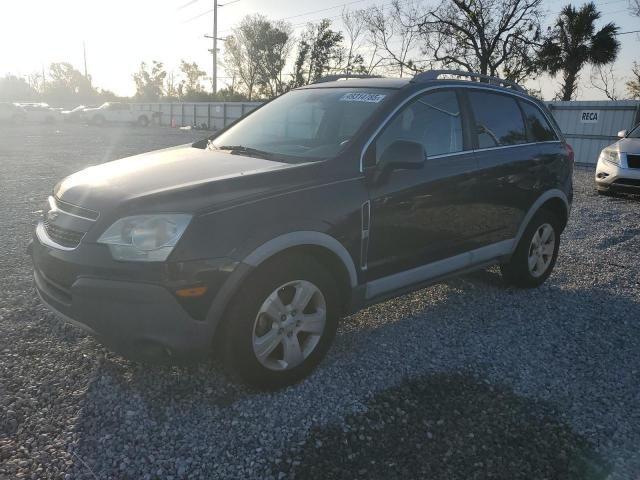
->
[596,123,640,195]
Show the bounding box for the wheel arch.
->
[242,231,358,288]
[205,231,358,337]
[513,189,569,252]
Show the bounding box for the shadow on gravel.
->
[272,373,610,480]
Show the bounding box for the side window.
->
[467,91,527,148]
[519,101,558,142]
[375,90,463,162]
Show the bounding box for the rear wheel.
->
[137,115,149,127]
[501,210,561,288]
[223,254,339,389]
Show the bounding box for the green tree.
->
[133,61,166,101]
[255,20,294,97]
[291,19,344,87]
[44,62,95,103]
[179,60,208,99]
[0,74,38,102]
[538,2,620,101]
[224,15,293,100]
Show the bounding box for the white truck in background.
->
[82,102,153,126]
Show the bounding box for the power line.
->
[177,0,199,11]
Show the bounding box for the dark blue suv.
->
[31,71,573,388]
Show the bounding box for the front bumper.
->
[31,227,240,361]
[595,157,640,193]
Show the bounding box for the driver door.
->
[364,89,478,281]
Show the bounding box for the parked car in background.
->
[61,105,89,122]
[31,71,573,388]
[0,102,27,123]
[17,103,61,123]
[596,122,640,195]
[82,102,152,126]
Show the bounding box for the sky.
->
[0,0,638,101]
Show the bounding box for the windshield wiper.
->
[215,144,274,159]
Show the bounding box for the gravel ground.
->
[1,124,639,479]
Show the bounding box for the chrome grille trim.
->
[37,196,99,250]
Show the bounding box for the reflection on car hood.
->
[54,144,297,212]
[615,137,640,153]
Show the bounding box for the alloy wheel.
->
[252,280,327,371]
[528,223,556,278]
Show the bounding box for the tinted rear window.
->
[519,101,557,142]
[467,90,527,148]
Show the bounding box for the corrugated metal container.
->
[130,102,262,128]
[547,100,640,165]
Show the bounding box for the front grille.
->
[44,219,85,248]
[55,197,99,220]
[627,154,640,169]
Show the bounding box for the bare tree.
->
[362,0,425,77]
[589,65,620,100]
[630,0,640,17]
[419,0,543,82]
[341,9,367,74]
[627,62,640,99]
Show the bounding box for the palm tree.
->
[538,2,620,101]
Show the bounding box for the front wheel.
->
[223,254,339,389]
[137,115,149,127]
[501,210,561,288]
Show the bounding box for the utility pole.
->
[83,41,92,88]
[83,41,88,79]
[204,0,218,95]
[204,0,237,95]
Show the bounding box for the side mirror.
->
[379,140,426,171]
[618,130,627,138]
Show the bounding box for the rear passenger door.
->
[464,89,539,245]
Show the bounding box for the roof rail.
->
[412,70,527,93]
[313,74,383,84]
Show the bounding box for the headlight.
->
[98,214,192,261]
[599,149,620,166]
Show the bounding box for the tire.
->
[137,115,149,127]
[11,114,25,125]
[500,209,561,288]
[222,254,339,389]
[92,115,105,126]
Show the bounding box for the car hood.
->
[54,144,303,213]
[615,137,640,153]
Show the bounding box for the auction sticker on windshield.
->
[340,93,386,103]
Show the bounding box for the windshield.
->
[211,88,393,161]
[628,123,640,139]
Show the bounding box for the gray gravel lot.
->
[1,124,639,479]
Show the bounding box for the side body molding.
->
[243,231,359,287]
[512,189,569,252]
